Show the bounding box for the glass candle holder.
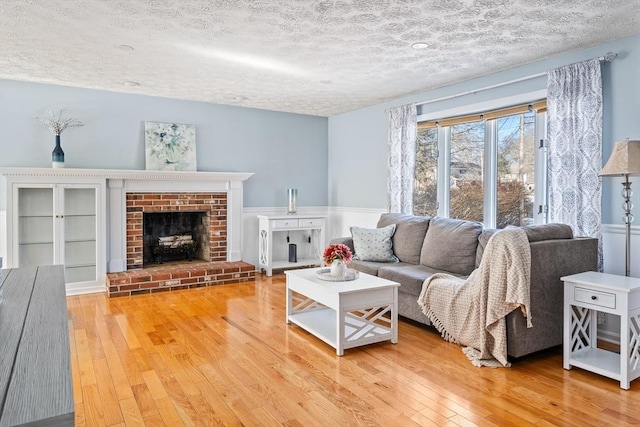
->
[287,189,297,214]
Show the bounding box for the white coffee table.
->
[285,267,400,356]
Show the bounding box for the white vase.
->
[330,259,346,278]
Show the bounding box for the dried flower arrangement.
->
[36,109,83,135]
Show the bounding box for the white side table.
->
[562,271,640,389]
[257,215,325,276]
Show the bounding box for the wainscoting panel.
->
[0,210,5,267]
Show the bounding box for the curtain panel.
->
[547,58,603,270]
[387,104,417,214]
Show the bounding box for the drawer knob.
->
[591,295,597,300]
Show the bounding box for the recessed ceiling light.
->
[123,81,140,87]
[116,44,135,51]
[232,96,248,101]
[411,42,430,49]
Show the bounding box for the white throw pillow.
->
[350,224,399,262]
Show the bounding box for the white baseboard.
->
[598,329,620,345]
[65,281,106,296]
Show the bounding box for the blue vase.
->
[52,135,64,168]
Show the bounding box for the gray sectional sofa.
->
[332,213,598,358]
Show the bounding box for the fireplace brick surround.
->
[125,192,227,269]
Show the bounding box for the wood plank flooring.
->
[68,273,639,426]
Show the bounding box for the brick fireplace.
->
[125,192,227,269]
[104,170,255,297]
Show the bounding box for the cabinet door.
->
[62,187,98,283]
[17,187,54,267]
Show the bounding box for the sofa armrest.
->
[506,237,598,358]
[328,237,355,254]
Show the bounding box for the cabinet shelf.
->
[19,241,55,246]
[569,347,621,379]
[66,263,97,269]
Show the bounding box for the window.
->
[496,111,536,227]
[414,100,547,228]
[413,128,438,217]
[450,121,484,222]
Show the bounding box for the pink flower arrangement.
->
[323,243,353,265]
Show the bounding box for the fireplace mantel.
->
[0,167,254,275]
[0,167,253,183]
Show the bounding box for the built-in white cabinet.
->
[1,169,106,295]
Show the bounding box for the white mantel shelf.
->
[0,167,254,182]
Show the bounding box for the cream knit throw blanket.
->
[417,228,532,367]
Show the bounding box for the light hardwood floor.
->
[68,273,638,426]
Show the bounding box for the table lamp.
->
[600,139,640,276]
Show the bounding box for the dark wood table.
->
[0,265,74,426]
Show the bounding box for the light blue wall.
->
[328,35,640,224]
[0,80,328,209]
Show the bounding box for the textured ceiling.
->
[0,0,638,117]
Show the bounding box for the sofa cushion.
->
[348,259,388,276]
[475,223,574,267]
[377,213,430,264]
[378,264,467,297]
[350,224,399,262]
[420,217,482,275]
[523,223,573,242]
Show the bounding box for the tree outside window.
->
[496,111,535,227]
[413,128,438,217]
[450,121,484,222]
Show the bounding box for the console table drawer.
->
[273,219,299,229]
[574,287,615,309]
[299,218,323,227]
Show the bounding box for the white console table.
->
[562,271,640,390]
[258,215,325,276]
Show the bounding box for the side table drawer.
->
[574,287,615,309]
[273,219,299,229]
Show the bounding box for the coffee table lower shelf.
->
[288,307,394,355]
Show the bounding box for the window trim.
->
[417,90,547,123]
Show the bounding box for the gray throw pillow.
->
[350,224,399,262]
[420,217,482,275]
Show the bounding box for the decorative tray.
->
[315,268,359,282]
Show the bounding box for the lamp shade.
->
[600,140,640,176]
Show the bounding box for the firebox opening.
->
[143,211,210,266]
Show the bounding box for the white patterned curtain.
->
[547,58,603,269]
[387,104,417,213]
